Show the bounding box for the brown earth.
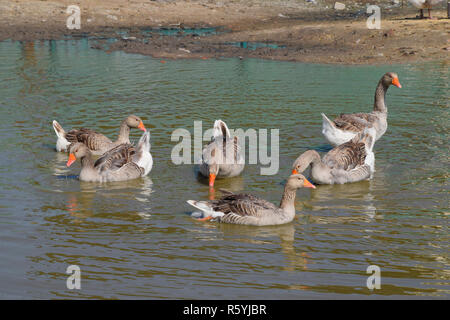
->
[0,0,449,64]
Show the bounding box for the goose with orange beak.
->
[292,127,376,185]
[187,174,315,226]
[52,114,146,155]
[66,131,152,182]
[198,120,244,188]
[321,72,401,146]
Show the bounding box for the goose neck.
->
[373,80,389,113]
[279,186,297,213]
[117,119,130,143]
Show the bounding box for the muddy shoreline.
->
[1,0,449,64]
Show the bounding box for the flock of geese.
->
[53,72,401,227]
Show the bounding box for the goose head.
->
[66,143,89,167]
[126,115,146,132]
[292,150,320,175]
[207,162,219,187]
[382,72,402,88]
[203,146,222,187]
[286,174,316,190]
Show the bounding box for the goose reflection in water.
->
[194,174,245,200]
[216,222,311,274]
[62,176,154,220]
[305,180,379,224]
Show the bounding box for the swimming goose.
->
[321,72,401,146]
[66,132,151,182]
[198,120,244,187]
[52,115,146,154]
[292,128,376,185]
[187,174,316,226]
[409,0,444,19]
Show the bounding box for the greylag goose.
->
[321,72,401,146]
[292,128,376,185]
[198,120,244,187]
[409,0,444,19]
[52,115,146,154]
[66,132,152,182]
[187,174,315,226]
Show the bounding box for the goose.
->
[187,174,316,226]
[52,115,146,154]
[66,131,152,182]
[292,128,376,185]
[408,0,444,19]
[198,120,244,187]
[321,72,401,146]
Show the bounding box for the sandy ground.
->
[0,0,449,64]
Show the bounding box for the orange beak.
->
[66,153,76,167]
[198,216,213,222]
[292,169,299,175]
[392,77,402,88]
[138,121,146,132]
[303,178,316,189]
[209,174,216,187]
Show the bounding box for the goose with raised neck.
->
[52,114,146,155]
[187,174,316,226]
[321,72,401,146]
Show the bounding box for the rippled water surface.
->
[0,39,448,299]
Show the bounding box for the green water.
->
[0,39,448,299]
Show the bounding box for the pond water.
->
[0,39,448,299]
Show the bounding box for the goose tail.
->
[321,113,336,130]
[137,131,150,153]
[359,127,376,174]
[187,200,224,219]
[133,131,152,176]
[361,127,376,152]
[52,120,70,152]
[52,120,66,138]
[213,120,231,139]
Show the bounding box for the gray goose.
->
[292,128,376,185]
[198,120,244,187]
[52,115,146,155]
[187,174,316,226]
[321,72,401,146]
[66,133,150,182]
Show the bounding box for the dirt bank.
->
[1,0,449,64]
